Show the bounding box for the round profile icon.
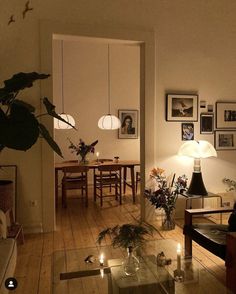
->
[5,277,18,291]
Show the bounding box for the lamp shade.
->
[178,140,217,158]
[54,113,75,130]
[98,114,121,130]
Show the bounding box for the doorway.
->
[40,20,155,232]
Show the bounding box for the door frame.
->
[40,20,156,232]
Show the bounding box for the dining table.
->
[54,160,140,208]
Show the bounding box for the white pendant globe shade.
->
[98,114,121,130]
[54,113,75,129]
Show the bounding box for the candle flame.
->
[177,243,181,253]
[99,253,104,265]
[96,152,100,157]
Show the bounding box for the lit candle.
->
[99,253,104,266]
[100,268,104,278]
[177,243,181,275]
[99,253,104,278]
[96,152,99,162]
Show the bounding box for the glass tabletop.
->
[52,239,230,294]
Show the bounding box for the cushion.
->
[184,223,229,260]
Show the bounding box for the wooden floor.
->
[13,189,226,294]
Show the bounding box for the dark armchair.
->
[183,207,236,293]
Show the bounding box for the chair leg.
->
[123,167,127,194]
[94,174,96,202]
[85,185,88,207]
[100,181,103,207]
[115,183,118,200]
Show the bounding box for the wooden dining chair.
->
[94,165,122,207]
[62,166,89,208]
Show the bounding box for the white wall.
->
[0,0,236,231]
[53,40,140,162]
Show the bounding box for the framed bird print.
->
[166,94,198,122]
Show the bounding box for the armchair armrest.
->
[185,207,234,227]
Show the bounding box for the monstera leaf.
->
[0,72,70,157]
[43,97,76,129]
[0,104,39,150]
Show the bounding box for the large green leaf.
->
[0,104,39,150]
[13,99,35,112]
[43,97,76,129]
[38,123,63,158]
[0,72,50,105]
[2,72,50,93]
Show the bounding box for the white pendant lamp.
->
[98,45,121,130]
[54,40,75,130]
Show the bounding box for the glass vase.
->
[122,247,140,276]
[162,209,175,230]
[78,154,89,165]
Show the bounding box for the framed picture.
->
[118,109,138,139]
[181,123,194,141]
[166,94,198,121]
[216,101,236,129]
[200,113,214,134]
[214,130,236,150]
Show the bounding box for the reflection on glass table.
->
[52,239,230,294]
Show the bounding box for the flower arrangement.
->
[68,138,98,163]
[223,178,236,191]
[144,168,187,229]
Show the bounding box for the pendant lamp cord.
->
[61,40,65,113]
[108,44,111,114]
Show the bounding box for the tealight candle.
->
[99,253,104,266]
[177,243,181,275]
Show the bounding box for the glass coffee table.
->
[52,239,230,294]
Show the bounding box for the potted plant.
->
[97,221,154,276]
[0,72,72,237]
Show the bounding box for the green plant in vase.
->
[97,222,154,276]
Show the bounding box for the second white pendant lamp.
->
[54,40,75,130]
[98,45,121,130]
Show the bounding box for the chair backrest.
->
[63,166,89,174]
[98,164,121,172]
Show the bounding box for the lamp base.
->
[187,172,208,196]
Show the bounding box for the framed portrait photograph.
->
[200,113,214,134]
[166,94,198,121]
[216,101,236,129]
[214,130,236,150]
[181,123,194,141]
[118,109,138,139]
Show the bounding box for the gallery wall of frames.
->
[166,94,236,151]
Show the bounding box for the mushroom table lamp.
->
[178,140,217,196]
